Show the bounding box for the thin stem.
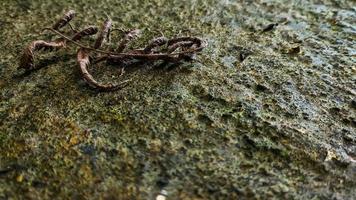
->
[43,28,206,57]
[68,22,78,33]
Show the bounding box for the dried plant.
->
[52,10,76,31]
[116,29,141,53]
[19,10,207,92]
[72,26,98,41]
[94,18,112,49]
[18,39,67,70]
[77,48,130,91]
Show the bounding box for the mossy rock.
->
[0,0,355,199]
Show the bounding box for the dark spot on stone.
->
[156,177,170,188]
[221,113,233,122]
[179,146,187,154]
[242,135,256,148]
[197,114,213,126]
[80,145,96,156]
[137,138,147,146]
[0,166,14,176]
[287,46,301,54]
[329,107,341,115]
[342,118,350,125]
[183,138,193,147]
[109,149,119,156]
[228,45,252,62]
[32,180,47,188]
[256,84,271,93]
[238,51,250,62]
[302,112,310,120]
[284,112,296,118]
[207,184,218,194]
[351,100,356,109]
[0,164,25,176]
[261,23,279,33]
[350,117,356,127]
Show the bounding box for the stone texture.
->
[0,0,355,199]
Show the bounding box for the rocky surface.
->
[0,0,355,199]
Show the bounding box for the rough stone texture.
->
[0,0,355,199]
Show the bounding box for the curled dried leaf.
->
[167,37,202,47]
[77,48,129,91]
[179,43,198,61]
[166,37,206,61]
[167,41,194,53]
[167,37,206,60]
[94,18,112,49]
[72,26,98,41]
[52,10,75,30]
[143,36,168,54]
[19,39,66,70]
[116,29,141,53]
[261,23,278,33]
